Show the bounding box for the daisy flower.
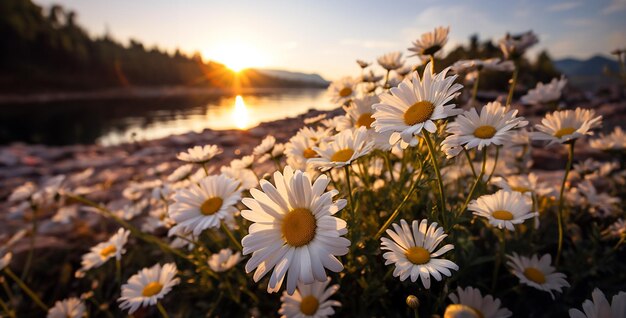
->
[590,127,626,151]
[176,145,222,164]
[208,248,242,272]
[451,58,514,74]
[448,286,512,318]
[569,288,626,318]
[337,95,379,131]
[506,253,570,299]
[441,101,527,156]
[568,180,620,218]
[8,181,36,202]
[356,59,370,69]
[468,190,537,231]
[118,263,180,314]
[361,70,383,83]
[308,127,375,171]
[254,135,277,156]
[372,62,463,147]
[377,51,405,71]
[408,26,449,57]
[499,31,538,60]
[241,166,350,294]
[327,77,357,105]
[221,166,258,190]
[380,219,458,288]
[304,114,327,125]
[286,132,320,171]
[168,174,242,236]
[532,108,602,146]
[167,164,195,183]
[603,218,626,239]
[230,155,255,169]
[521,76,567,106]
[47,297,86,318]
[279,278,341,318]
[493,173,554,198]
[77,228,130,275]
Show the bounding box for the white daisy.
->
[167,164,195,183]
[603,218,626,239]
[47,297,86,318]
[168,174,241,236]
[327,77,358,105]
[468,190,537,231]
[254,135,277,156]
[337,95,379,131]
[118,263,180,314]
[521,76,567,106]
[380,219,458,288]
[569,288,626,318]
[448,286,512,318]
[308,127,375,171]
[493,173,554,198]
[303,114,327,125]
[590,127,626,151]
[220,166,258,190]
[77,228,130,275]
[361,70,383,83]
[356,59,370,69]
[507,253,570,299]
[230,155,255,169]
[532,108,602,146]
[408,26,449,58]
[8,181,36,202]
[372,62,463,147]
[499,31,538,60]
[286,132,320,171]
[377,51,405,71]
[208,248,242,272]
[441,101,527,155]
[568,180,620,218]
[451,58,514,74]
[279,278,341,318]
[241,166,350,294]
[176,145,222,164]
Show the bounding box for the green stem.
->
[115,259,122,286]
[375,167,424,239]
[491,230,506,292]
[21,208,38,281]
[459,148,487,217]
[556,142,575,266]
[463,148,477,179]
[486,146,500,184]
[429,55,435,73]
[383,70,390,89]
[202,163,210,176]
[0,297,14,318]
[614,235,626,251]
[3,268,47,311]
[344,165,355,221]
[506,65,518,106]
[423,132,446,225]
[156,302,170,318]
[221,222,243,251]
[383,152,396,183]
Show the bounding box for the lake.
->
[0,88,332,146]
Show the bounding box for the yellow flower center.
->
[405,246,431,265]
[444,304,484,318]
[300,295,319,316]
[492,210,514,220]
[404,101,435,126]
[356,113,375,128]
[339,87,353,97]
[303,148,318,159]
[511,186,531,193]
[474,125,497,139]
[282,208,317,247]
[554,127,576,138]
[141,281,163,297]
[99,245,117,259]
[200,197,223,216]
[523,267,546,284]
[330,148,354,162]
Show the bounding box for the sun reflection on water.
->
[232,95,250,129]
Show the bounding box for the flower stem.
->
[491,230,506,292]
[156,302,170,318]
[506,65,518,106]
[201,163,210,176]
[0,297,14,318]
[3,268,47,311]
[383,152,396,183]
[556,142,575,266]
[21,206,38,281]
[462,148,477,178]
[470,71,481,106]
[221,222,243,251]
[344,165,355,221]
[115,259,122,286]
[375,167,424,240]
[486,146,500,184]
[429,55,435,73]
[458,148,487,217]
[423,132,446,225]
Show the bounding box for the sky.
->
[33,0,626,80]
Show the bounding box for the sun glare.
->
[232,95,250,129]
[204,42,267,72]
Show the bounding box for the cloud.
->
[340,39,399,50]
[563,18,594,27]
[547,1,583,12]
[602,0,626,14]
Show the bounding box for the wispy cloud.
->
[564,18,594,27]
[547,1,583,12]
[602,0,626,14]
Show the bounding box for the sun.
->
[203,42,267,72]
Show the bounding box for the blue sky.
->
[34,0,626,79]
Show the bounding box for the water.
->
[0,88,332,146]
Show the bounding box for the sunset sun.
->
[203,42,267,72]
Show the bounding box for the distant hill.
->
[554,55,621,89]
[255,69,329,86]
